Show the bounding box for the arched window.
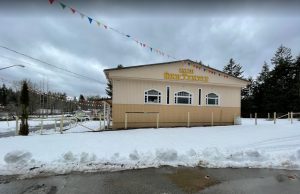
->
[206,93,219,105]
[144,89,161,103]
[174,91,192,104]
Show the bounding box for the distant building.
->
[34,109,62,115]
[104,59,249,129]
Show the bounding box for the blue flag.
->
[88,17,93,24]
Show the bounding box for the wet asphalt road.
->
[0,167,299,194]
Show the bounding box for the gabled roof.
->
[104,59,249,83]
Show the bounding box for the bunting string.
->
[186,62,229,78]
[48,0,177,60]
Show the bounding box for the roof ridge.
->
[104,59,249,83]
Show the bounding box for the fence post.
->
[107,104,111,129]
[250,113,252,119]
[187,112,190,128]
[268,113,270,120]
[125,113,127,129]
[156,113,159,129]
[211,112,214,126]
[99,113,102,130]
[15,116,19,135]
[103,102,106,130]
[255,113,257,125]
[274,112,276,124]
[288,112,290,121]
[291,112,293,124]
[54,119,57,132]
[40,118,43,134]
[60,114,64,134]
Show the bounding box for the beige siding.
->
[106,60,247,130]
[112,104,240,129]
[113,79,241,107]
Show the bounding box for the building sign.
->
[164,68,209,82]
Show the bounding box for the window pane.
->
[148,90,159,95]
[177,97,189,104]
[207,98,216,105]
[208,93,218,98]
[148,96,158,103]
[178,91,189,96]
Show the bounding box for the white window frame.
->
[206,92,220,106]
[174,90,193,105]
[144,89,162,104]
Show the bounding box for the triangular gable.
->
[105,60,249,87]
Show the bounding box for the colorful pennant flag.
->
[48,0,177,60]
[80,13,85,19]
[88,17,93,24]
[59,2,66,9]
[70,8,76,13]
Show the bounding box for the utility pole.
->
[46,78,49,118]
[42,78,45,118]
[39,81,42,118]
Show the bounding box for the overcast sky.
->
[0,0,300,97]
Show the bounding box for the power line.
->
[0,54,97,83]
[0,45,106,85]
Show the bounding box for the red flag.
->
[70,8,76,13]
[49,0,55,4]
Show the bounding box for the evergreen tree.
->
[19,81,29,136]
[268,45,294,112]
[256,62,270,84]
[106,64,124,98]
[271,45,293,66]
[79,94,85,102]
[241,77,256,116]
[241,77,255,99]
[223,58,244,78]
[117,64,124,69]
[0,84,8,106]
[105,80,112,98]
[290,54,300,111]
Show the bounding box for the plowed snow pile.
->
[0,119,300,176]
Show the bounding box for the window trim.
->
[205,92,220,106]
[144,89,162,104]
[174,90,193,105]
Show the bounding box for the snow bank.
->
[0,119,300,176]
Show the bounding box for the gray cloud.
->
[0,0,300,97]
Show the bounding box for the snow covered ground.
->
[0,118,60,133]
[0,118,300,177]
